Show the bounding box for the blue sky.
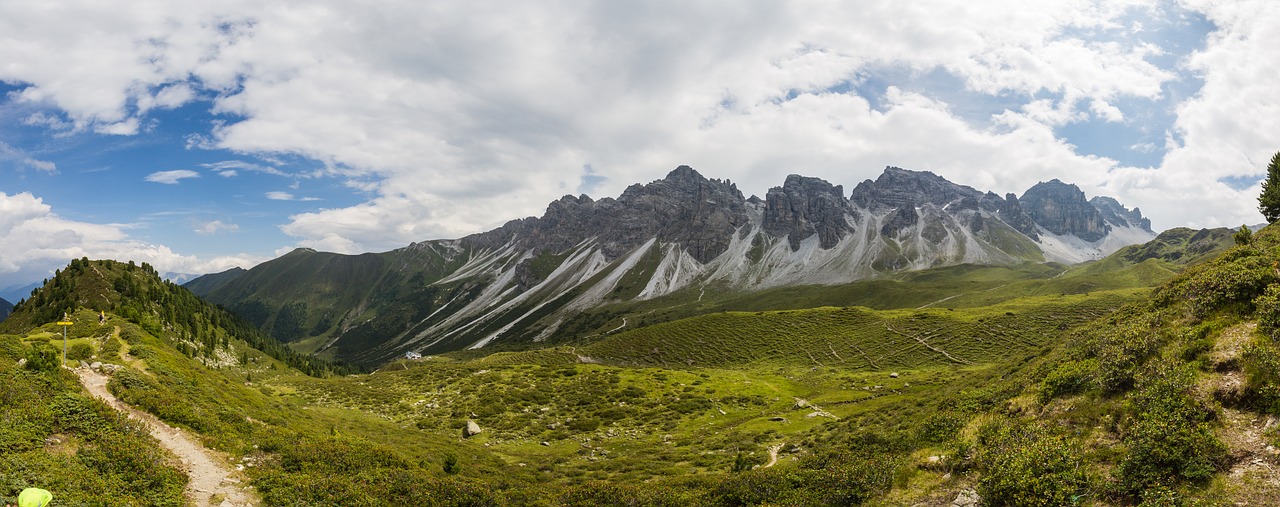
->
[1,0,1278,292]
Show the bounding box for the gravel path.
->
[75,366,258,507]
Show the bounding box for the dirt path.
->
[759,443,784,469]
[75,367,258,507]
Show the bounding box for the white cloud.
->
[203,160,290,177]
[145,169,200,184]
[1105,0,1280,229]
[1,0,1274,252]
[266,191,319,202]
[0,141,57,173]
[1089,99,1125,122]
[0,191,263,288]
[195,220,239,235]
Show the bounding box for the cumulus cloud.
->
[144,169,200,184]
[0,191,261,288]
[1,0,1275,253]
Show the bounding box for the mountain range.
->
[188,166,1155,367]
[0,296,11,321]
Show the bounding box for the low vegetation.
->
[7,223,1280,504]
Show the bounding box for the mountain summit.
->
[190,166,1154,365]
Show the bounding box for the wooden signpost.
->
[56,313,73,367]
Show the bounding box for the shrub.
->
[1154,250,1276,318]
[915,412,964,444]
[442,453,459,475]
[25,344,60,371]
[1254,284,1280,337]
[1242,339,1280,415]
[1115,365,1226,495]
[1038,358,1099,404]
[67,342,93,361]
[1088,320,1167,394]
[975,422,1087,507]
[566,418,600,432]
[100,335,123,360]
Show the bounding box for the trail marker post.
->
[56,312,73,367]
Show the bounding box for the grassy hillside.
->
[7,222,1273,505]
[1,263,524,505]
[0,331,186,505]
[542,230,1227,349]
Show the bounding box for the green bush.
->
[100,335,123,360]
[975,422,1087,507]
[1088,319,1167,394]
[0,335,24,359]
[1242,339,1280,415]
[566,418,600,432]
[1115,365,1226,495]
[915,412,964,444]
[67,342,93,361]
[1154,249,1276,318]
[1254,284,1280,337]
[1038,358,1099,403]
[25,345,60,371]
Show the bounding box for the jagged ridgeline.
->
[1,258,357,376]
[190,165,1157,367]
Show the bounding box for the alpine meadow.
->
[5,159,1280,505]
[3,3,1280,506]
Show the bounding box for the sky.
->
[1,0,1278,293]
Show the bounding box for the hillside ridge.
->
[190,165,1156,365]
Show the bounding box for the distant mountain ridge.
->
[189,165,1156,366]
[0,296,11,321]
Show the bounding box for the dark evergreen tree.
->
[1234,224,1253,245]
[1258,151,1280,223]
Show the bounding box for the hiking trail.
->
[75,366,258,507]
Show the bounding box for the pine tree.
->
[1258,152,1280,223]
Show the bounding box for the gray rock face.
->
[464,420,483,438]
[997,193,1040,239]
[763,175,858,250]
[195,164,1160,364]
[851,167,1002,212]
[1090,196,1153,232]
[468,166,750,264]
[1020,179,1109,241]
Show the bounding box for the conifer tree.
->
[1258,151,1280,223]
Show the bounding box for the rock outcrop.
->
[1090,196,1153,232]
[1020,179,1110,241]
[192,165,1158,364]
[763,175,857,250]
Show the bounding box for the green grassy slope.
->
[581,291,1136,369]
[0,332,187,505]
[3,222,1259,505]
[2,261,527,505]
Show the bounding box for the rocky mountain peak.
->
[1020,180,1108,242]
[1090,196,1153,233]
[850,166,998,211]
[763,174,856,250]
[469,165,749,264]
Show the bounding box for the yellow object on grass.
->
[17,488,53,507]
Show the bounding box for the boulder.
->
[952,488,981,507]
[463,420,483,438]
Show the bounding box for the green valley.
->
[6,224,1280,505]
